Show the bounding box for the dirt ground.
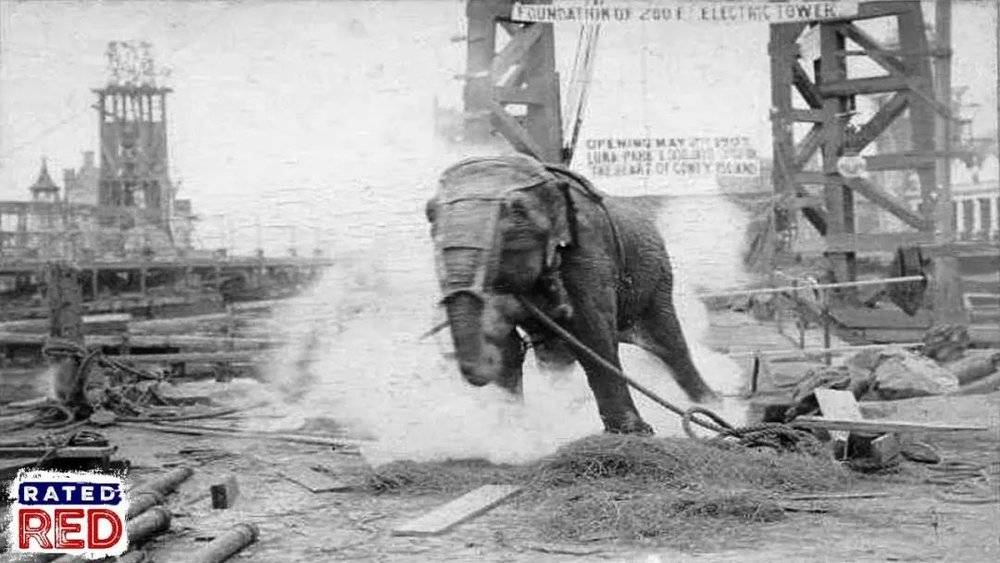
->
[2,312,998,562]
[2,392,982,563]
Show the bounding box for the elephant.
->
[425,154,718,434]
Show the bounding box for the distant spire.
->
[30,157,60,199]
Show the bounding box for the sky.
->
[0,0,996,250]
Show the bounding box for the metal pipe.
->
[184,522,259,563]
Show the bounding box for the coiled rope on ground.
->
[516,296,825,455]
[1,338,233,432]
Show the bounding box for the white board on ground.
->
[392,484,523,536]
[814,388,863,443]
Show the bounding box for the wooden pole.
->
[47,262,87,414]
[930,0,966,325]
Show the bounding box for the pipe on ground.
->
[184,522,260,563]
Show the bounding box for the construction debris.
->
[210,475,240,509]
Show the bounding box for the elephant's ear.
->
[545,180,576,268]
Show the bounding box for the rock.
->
[922,324,971,363]
[784,365,874,420]
[942,350,1000,385]
[873,350,959,400]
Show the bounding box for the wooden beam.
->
[819,75,908,96]
[864,153,937,171]
[795,171,834,185]
[846,93,908,152]
[391,485,523,536]
[791,62,823,108]
[794,124,825,168]
[792,417,986,434]
[822,232,935,253]
[495,84,546,104]
[843,177,929,230]
[487,100,546,160]
[839,21,958,122]
[491,23,543,87]
[788,109,827,123]
[819,23,855,286]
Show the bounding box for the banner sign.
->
[583,136,760,178]
[511,1,859,25]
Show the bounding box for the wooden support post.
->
[47,262,86,413]
[818,24,856,298]
[464,0,499,144]
[928,0,966,324]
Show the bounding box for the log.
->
[51,507,171,563]
[132,466,195,497]
[126,490,164,519]
[180,523,259,563]
[391,484,522,536]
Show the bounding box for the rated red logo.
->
[6,469,129,557]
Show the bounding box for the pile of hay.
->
[524,435,851,545]
[365,434,855,547]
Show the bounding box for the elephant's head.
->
[426,155,574,386]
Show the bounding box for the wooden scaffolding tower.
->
[769,0,964,322]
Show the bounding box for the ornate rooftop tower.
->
[94,41,173,225]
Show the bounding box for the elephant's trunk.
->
[444,292,491,386]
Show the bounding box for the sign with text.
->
[583,136,761,178]
[511,1,859,25]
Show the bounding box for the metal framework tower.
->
[463,0,564,163]
[95,41,173,226]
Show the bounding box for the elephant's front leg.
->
[565,294,653,435]
[492,329,526,395]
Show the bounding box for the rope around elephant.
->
[516,296,824,455]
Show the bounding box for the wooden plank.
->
[844,177,929,230]
[392,484,523,537]
[846,92,909,152]
[793,417,986,433]
[815,389,862,444]
[819,75,908,97]
[821,232,934,253]
[279,465,357,493]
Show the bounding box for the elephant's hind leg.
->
[638,283,719,403]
